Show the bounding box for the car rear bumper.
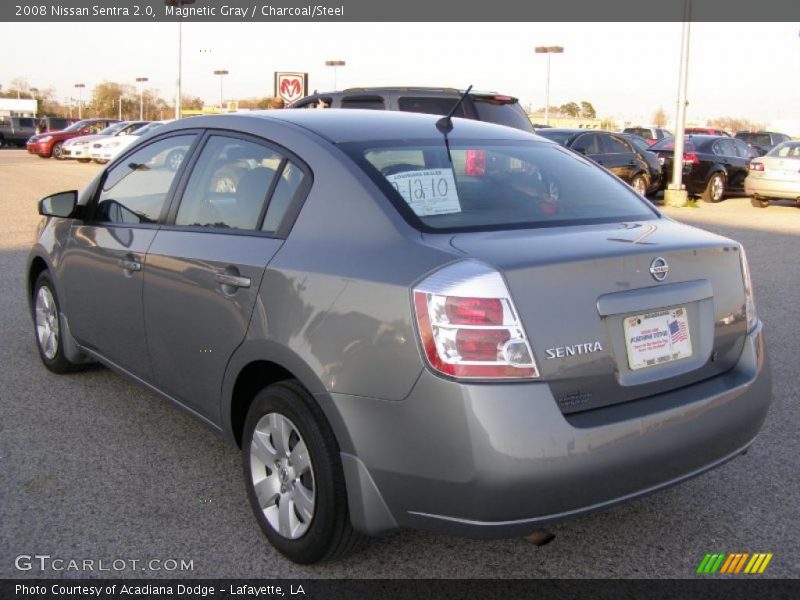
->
[745,176,800,200]
[331,322,771,537]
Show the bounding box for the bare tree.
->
[652,106,668,128]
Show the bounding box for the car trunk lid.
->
[438,219,747,414]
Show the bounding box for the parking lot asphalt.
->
[0,148,797,579]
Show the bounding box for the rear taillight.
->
[749,162,764,171]
[683,153,700,165]
[647,138,657,145]
[493,95,512,102]
[740,248,757,332]
[412,261,539,379]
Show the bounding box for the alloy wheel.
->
[35,286,59,360]
[250,412,316,540]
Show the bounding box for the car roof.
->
[162,109,538,144]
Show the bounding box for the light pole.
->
[136,77,149,120]
[165,0,196,119]
[665,0,692,208]
[325,60,346,91]
[534,46,564,126]
[74,83,85,119]
[213,69,229,109]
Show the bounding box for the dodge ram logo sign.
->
[274,72,308,104]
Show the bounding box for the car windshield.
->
[99,122,129,135]
[132,122,164,136]
[767,142,800,158]
[59,120,95,133]
[343,139,656,232]
[472,98,534,133]
[535,130,575,145]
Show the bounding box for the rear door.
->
[62,133,199,378]
[143,132,311,421]
[598,133,639,183]
[714,138,748,191]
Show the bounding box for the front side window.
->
[345,139,656,232]
[95,135,196,225]
[175,135,281,230]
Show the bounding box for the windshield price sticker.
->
[385,169,461,217]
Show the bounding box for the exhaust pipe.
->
[524,528,556,546]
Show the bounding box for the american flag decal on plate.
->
[669,318,688,344]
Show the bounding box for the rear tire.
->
[630,173,648,195]
[32,272,84,374]
[750,197,769,208]
[242,380,366,564]
[701,172,725,203]
[94,159,108,165]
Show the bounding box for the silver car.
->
[745,140,800,207]
[27,111,771,564]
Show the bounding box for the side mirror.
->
[39,191,78,218]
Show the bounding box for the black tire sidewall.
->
[52,142,63,159]
[242,382,345,564]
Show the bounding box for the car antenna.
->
[436,85,472,163]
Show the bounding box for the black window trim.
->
[160,128,313,240]
[83,128,204,228]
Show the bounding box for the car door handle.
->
[216,273,251,289]
[119,259,141,272]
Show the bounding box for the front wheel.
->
[32,272,84,374]
[51,142,64,160]
[242,380,365,564]
[702,173,725,202]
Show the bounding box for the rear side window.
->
[572,133,602,155]
[262,161,307,234]
[398,96,465,117]
[175,136,281,230]
[713,139,736,157]
[603,135,632,154]
[344,139,655,232]
[472,98,534,132]
[95,135,196,225]
[768,142,800,158]
[341,96,385,110]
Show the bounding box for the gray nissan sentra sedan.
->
[27,110,771,564]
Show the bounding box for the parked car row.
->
[0,116,79,148]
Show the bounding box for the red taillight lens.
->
[412,262,539,380]
[456,329,511,361]
[749,162,764,171]
[445,296,502,325]
[647,138,657,145]
[465,149,486,176]
[683,152,700,164]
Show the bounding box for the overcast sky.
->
[4,21,799,125]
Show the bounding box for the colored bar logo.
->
[696,553,773,574]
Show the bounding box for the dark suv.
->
[734,131,791,156]
[0,116,37,148]
[289,87,534,133]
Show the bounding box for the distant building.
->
[0,98,37,117]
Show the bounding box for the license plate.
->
[623,307,692,370]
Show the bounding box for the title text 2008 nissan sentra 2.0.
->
[27,110,771,564]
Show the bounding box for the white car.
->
[89,121,169,164]
[745,141,800,207]
[62,121,148,162]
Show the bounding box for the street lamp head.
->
[136,77,149,83]
[535,46,564,54]
[213,70,229,75]
[325,60,346,67]
[74,83,85,88]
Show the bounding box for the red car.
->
[27,118,118,159]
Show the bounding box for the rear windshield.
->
[736,132,771,146]
[398,96,466,117]
[767,142,800,158]
[342,139,656,232]
[472,98,534,133]
[535,130,574,145]
[649,138,695,152]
